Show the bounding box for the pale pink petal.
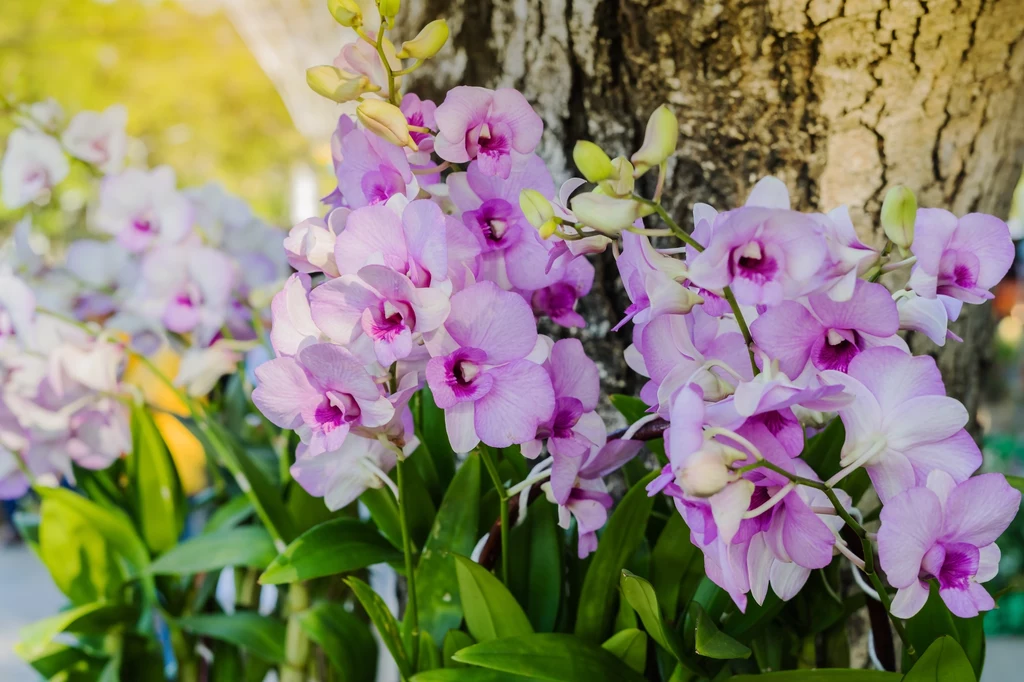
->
[445,401,479,453]
[878,486,942,588]
[711,479,755,545]
[473,360,555,448]
[976,544,1001,583]
[333,205,408,275]
[309,275,380,344]
[951,213,1013,290]
[885,395,968,451]
[252,357,319,429]
[750,301,822,378]
[445,281,537,364]
[744,176,790,210]
[890,580,930,618]
[942,473,1022,547]
[769,562,810,602]
[847,347,945,414]
[549,339,600,410]
[808,280,899,337]
[903,431,981,487]
[746,533,773,606]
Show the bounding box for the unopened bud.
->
[573,140,614,183]
[377,0,400,26]
[677,445,741,498]
[881,185,917,255]
[538,218,559,240]
[631,105,678,177]
[398,19,450,60]
[519,189,554,228]
[306,66,372,103]
[570,193,654,235]
[328,0,362,27]
[599,156,635,197]
[357,100,418,151]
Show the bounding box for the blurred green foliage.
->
[0,0,309,224]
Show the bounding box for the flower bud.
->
[573,140,614,183]
[631,104,679,177]
[599,156,635,197]
[377,0,400,26]
[677,446,736,498]
[306,66,372,103]
[519,189,554,228]
[328,0,362,27]
[570,193,654,235]
[881,185,917,255]
[357,100,419,151]
[398,19,450,60]
[538,218,559,240]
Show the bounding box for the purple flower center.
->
[757,410,792,436]
[473,121,511,158]
[464,198,521,251]
[921,542,979,591]
[731,240,779,285]
[812,328,861,372]
[938,250,981,293]
[442,347,493,403]
[133,218,154,234]
[361,164,406,205]
[532,283,577,319]
[536,397,584,441]
[364,299,414,342]
[312,390,360,433]
[406,111,430,145]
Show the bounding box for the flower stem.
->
[374,17,399,106]
[396,457,420,669]
[280,583,310,682]
[722,286,758,375]
[480,447,510,584]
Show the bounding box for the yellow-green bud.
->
[539,218,559,240]
[357,100,418,151]
[519,189,554,228]
[377,0,400,25]
[881,185,917,255]
[572,140,614,183]
[328,0,362,27]
[306,66,372,103]
[631,104,679,177]
[569,193,654,235]
[599,156,635,197]
[397,19,450,60]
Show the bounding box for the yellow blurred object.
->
[123,345,208,496]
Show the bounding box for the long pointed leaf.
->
[454,554,533,643]
[260,518,401,584]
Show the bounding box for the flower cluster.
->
[593,170,1019,617]
[1,101,288,496]
[255,32,648,556]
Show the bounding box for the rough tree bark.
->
[400,0,1024,428]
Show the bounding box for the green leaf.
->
[259,518,401,584]
[130,403,185,554]
[952,614,985,680]
[509,498,562,632]
[21,642,105,680]
[689,602,751,660]
[418,386,457,489]
[619,570,685,661]
[903,636,976,681]
[802,418,845,479]
[177,613,286,664]
[650,514,702,622]
[729,672,901,681]
[286,478,340,535]
[346,576,413,680]
[38,488,149,604]
[1004,474,1024,494]
[192,418,296,544]
[452,633,647,682]
[575,471,658,642]
[416,454,482,643]
[16,602,113,660]
[360,485,404,550]
[443,630,475,668]
[419,630,442,672]
[205,495,255,533]
[454,554,533,643]
[601,629,647,674]
[149,526,275,575]
[413,670,538,681]
[298,602,377,682]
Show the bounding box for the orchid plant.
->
[3,1,1023,681]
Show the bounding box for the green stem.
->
[374,17,399,105]
[480,447,510,584]
[722,287,758,375]
[396,458,420,671]
[281,583,311,682]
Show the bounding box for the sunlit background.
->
[2,0,1024,677]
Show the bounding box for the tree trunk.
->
[401,0,1024,426]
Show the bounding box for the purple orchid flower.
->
[309,264,450,367]
[95,167,193,253]
[909,209,1013,304]
[425,281,555,452]
[269,274,321,357]
[687,177,830,306]
[333,200,450,289]
[820,347,981,502]
[530,255,594,328]
[434,86,543,178]
[615,231,697,331]
[335,128,418,209]
[750,279,904,377]
[879,470,1020,618]
[252,343,395,457]
[447,154,563,291]
[291,434,402,512]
